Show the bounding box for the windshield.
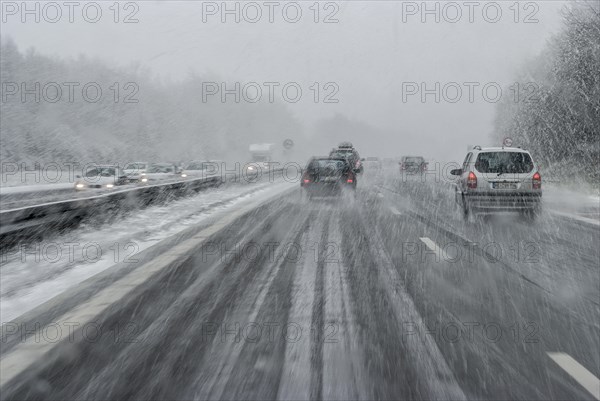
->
[147,164,174,173]
[185,162,207,170]
[3,2,598,400]
[475,152,534,174]
[124,163,146,170]
[85,168,117,178]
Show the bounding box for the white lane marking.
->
[389,206,401,215]
[419,237,444,260]
[276,219,322,401]
[547,352,600,400]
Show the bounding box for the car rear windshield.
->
[475,152,534,174]
[308,159,348,171]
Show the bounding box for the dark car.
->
[329,142,363,173]
[400,156,427,174]
[301,157,357,198]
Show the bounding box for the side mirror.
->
[450,169,462,176]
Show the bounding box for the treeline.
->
[0,38,303,165]
[493,1,599,185]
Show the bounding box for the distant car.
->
[139,163,180,183]
[400,156,427,174]
[123,162,148,181]
[363,157,382,171]
[301,157,357,199]
[451,146,542,219]
[329,142,363,173]
[75,165,128,190]
[181,161,210,178]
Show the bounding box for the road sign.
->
[283,139,294,149]
[503,137,513,147]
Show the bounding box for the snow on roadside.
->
[0,180,294,322]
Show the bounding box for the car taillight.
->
[467,171,477,188]
[532,172,541,189]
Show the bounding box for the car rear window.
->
[475,152,534,174]
[308,159,348,170]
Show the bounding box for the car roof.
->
[476,147,531,153]
[311,156,348,161]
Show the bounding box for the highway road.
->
[1,172,599,400]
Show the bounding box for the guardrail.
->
[0,169,284,248]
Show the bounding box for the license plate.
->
[494,182,517,189]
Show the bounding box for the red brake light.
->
[347,179,353,183]
[303,179,310,184]
[532,172,541,189]
[467,171,477,188]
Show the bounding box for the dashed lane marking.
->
[389,206,401,215]
[547,352,600,400]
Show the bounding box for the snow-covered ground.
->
[0,180,294,322]
[544,183,600,222]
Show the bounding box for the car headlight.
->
[141,178,148,182]
[106,184,114,188]
[247,166,256,171]
[181,173,187,178]
[75,183,85,189]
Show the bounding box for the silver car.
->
[451,146,542,219]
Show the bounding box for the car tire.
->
[461,195,470,220]
[522,206,540,222]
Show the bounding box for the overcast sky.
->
[1,0,568,161]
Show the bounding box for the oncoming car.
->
[139,163,180,183]
[75,165,128,190]
[363,157,382,170]
[181,161,222,179]
[123,162,148,181]
[301,157,357,199]
[451,146,542,219]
